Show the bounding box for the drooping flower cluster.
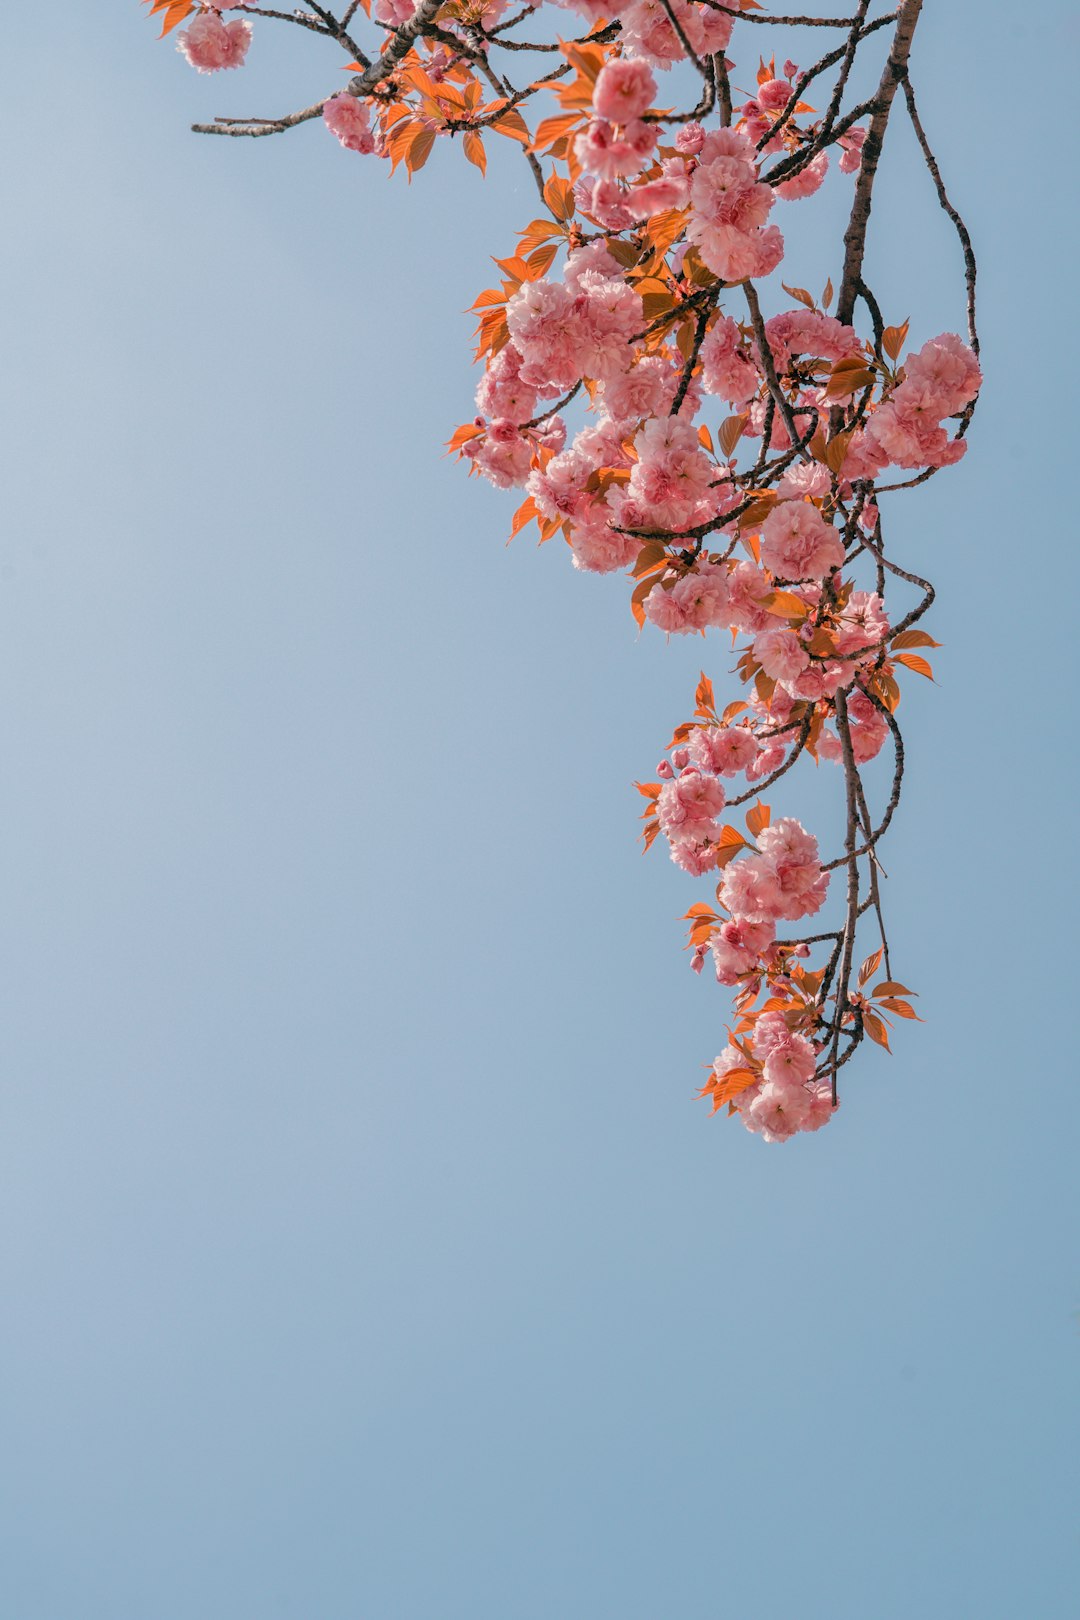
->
[152,0,981,1142]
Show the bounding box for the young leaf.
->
[858,947,884,987]
[745,801,771,839]
[895,652,935,680]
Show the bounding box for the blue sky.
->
[0,4,1076,1616]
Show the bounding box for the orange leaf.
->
[745,801,770,839]
[895,652,934,680]
[446,421,485,455]
[695,672,715,713]
[463,130,487,175]
[863,1011,891,1050]
[858,947,883,987]
[144,0,197,38]
[509,495,539,538]
[882,320,910,361]
[543,173,576,223]
[707,1068,758,1109]
[891,630,941,650]
[878,998,921,1020]
[760,589,809,621]
[405,127,436,177]
[718,413,749,460]
[782,282,815,311]
[872,981,917,998]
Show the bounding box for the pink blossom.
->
[568,509,640,574]
[760,499,844,582]
[575,176,639,231]
[464,420,533,489]
[658,770,726,834]
[777,461,831,501]
[687,725,760,777]
[766,309,861,370]
[575,118,658,181]
[506,280,583,392]
[322,93,377,154]
[762,1034,817,1088]
[626,160,691,219]
[619,0,732,70]
[593,57,657,122]
[903,332,982,415]
[668,562,731,631]
[747,1080,813,1140]
[719,854,785,924]
[676,123,705,156]
[374,0,417,22]
[753,625,811,687]
[699,315,759,405]
[602,356,681,424]
[688,148,783,282]
[711,917,776,984]
[625,415,720,532]
[775,149,829,201]
[576,272,642,381]
[726,561,773,634]
[838,126,866,174]
[176,12,252,73]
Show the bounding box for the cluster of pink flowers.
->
[850,332,983,472]
[712,1017,834,1143]
[687,127,785,283]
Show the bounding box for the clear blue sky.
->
[0,4,1076,1616]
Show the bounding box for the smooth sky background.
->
[1,4,1076,1616]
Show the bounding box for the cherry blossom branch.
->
[836,0,924,324]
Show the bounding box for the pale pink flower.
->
[322,93,376,154]
[602,356,680,424]
[575,117,658,181]
[748,1080,813,1140]
[675,123,705,156]
[507,280,583,392]
[753,625,811,687]
[719,854,785,923]
[625,416,720,531]
[568,509,640,574]
[762,1035,817,1088]
[777,461,832,501]
[760,499,844,581]
[478,344,541,427]
[766,309,861,370]
[699,315,759,405]
[903,332,982,415]
[688,725,760,777]
[626,161,691,219]
[593,57,657,122]
[464,420,533,489]
[658,769,726,834]
[575,176,639,231]
[619,0,732,70]
[838,126,866,174]
[710,917,776,984]
[668,563,731,631]
[726,561,773,634]
[374,0,416,22]
[176,12,252,73]
[576,273,642,381]
[775,149,829,201]
[801,1082,836,1131]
